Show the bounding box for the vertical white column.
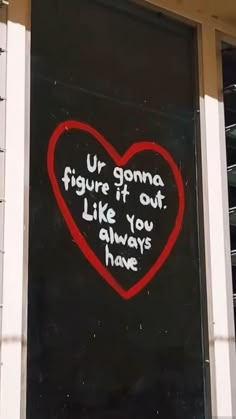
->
[0,0,30,418]
[200,23,236,418]
[0,0,7,391]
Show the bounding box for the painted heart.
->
[47,120,185,300]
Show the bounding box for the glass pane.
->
[222,42,236,337]
[27,1,209,418]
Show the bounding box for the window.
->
[222,42,236,336]
[27,1,209,418]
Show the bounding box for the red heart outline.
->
[47,120,185,300]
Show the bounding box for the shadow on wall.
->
[5,0,30,29]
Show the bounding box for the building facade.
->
[1,0,236,418]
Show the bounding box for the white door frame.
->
[0,1,236,418]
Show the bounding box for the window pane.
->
[27,1,208,418]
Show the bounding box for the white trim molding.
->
[0,0,7,391]
[199,23,236,418]
[0,1,30,419]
